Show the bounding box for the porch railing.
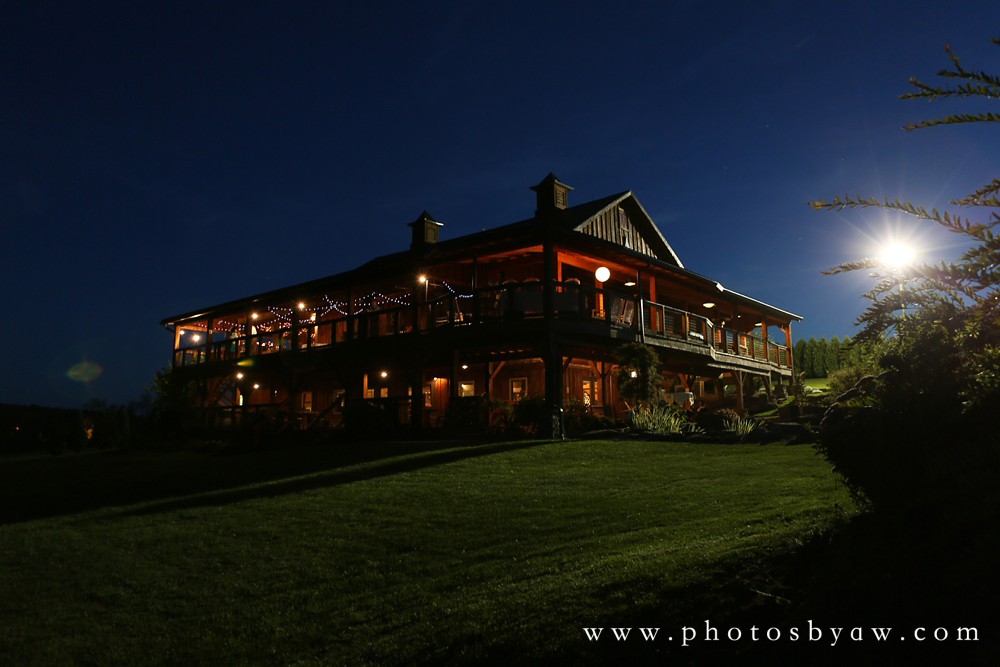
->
[173,280,793,371]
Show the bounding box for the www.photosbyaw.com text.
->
[583,620,979,647]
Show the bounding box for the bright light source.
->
[251,313,258,320]
[380,371,388,378]
[881,244,915,267]
[253,383,259,389]
[630,370,638,378]
[310,313,317,321]
[191,334,200,342]
[703,302,715,309]
[419,275,427,283]
[624,281,636,287]
[461,364,468,370]
[595,266,611,282]
[298,302,305,310]
[236,373,244,379]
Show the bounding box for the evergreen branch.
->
[936,43,1000,87]
[808,195,984,235]
[902,112,1000,131]
[901,80,1000,101]
[952,179,1000,206]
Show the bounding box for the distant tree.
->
[812,38,1000,513]
[817,337,832,376]
[802,337,819,378]
[148,367,198,435]
[826,336,841,375]
[793,339,808,373]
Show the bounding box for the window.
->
[301,391,313,412]
[459,382,475,397]
[380,387,388,398]
[510,378,527,402]
[366,389,375,399]
[582,378,600,407]
[423,384,433,408]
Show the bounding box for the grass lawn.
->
[0,439,852,666]
[802,378,830,391]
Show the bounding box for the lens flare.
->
[881,244,915,267]
[67,361,103,382]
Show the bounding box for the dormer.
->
[530,173,573,215]
[408,211,443,250]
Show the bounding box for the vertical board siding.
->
[579,207,656,258]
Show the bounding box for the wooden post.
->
[636,268,646,343]
[543,338,564,438]
[543,238,555,322]
[244,309,254,358]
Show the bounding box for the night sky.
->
[3,1,998,408]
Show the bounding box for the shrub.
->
[511,395,549,437]
[723,416,758,438]
[697,408,739,432]
[630,404,690,433]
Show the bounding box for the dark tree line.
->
[792,336,863,378]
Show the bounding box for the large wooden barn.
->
[161,174,801,436]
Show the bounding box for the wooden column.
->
[543,238,555,322]
[543,338,564,438]
[636,268,646,343]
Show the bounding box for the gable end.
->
[574,194,683,267]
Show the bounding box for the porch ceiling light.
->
[380,371,388,378]
[595,266,611,283]
[703,302,715,308]
[251,313,259,320]
[624,281,636,287]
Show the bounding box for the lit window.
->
[459,382,475,397]
[510,378,527,402]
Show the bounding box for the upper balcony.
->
[170,279,793,373]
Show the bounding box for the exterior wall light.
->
[703,302,715,308]
[380,371,388,378]
[236,373,244,379]
[253,384,260,389]
[595,266,611,282]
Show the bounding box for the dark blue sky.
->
[3,1,997,408]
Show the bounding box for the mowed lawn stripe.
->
[0,440,851,666]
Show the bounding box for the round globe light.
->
[595,266,611,282]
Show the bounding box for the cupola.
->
[530,173,572,215]
[408,211,443,250]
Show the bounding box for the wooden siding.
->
[577,206,658,259]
